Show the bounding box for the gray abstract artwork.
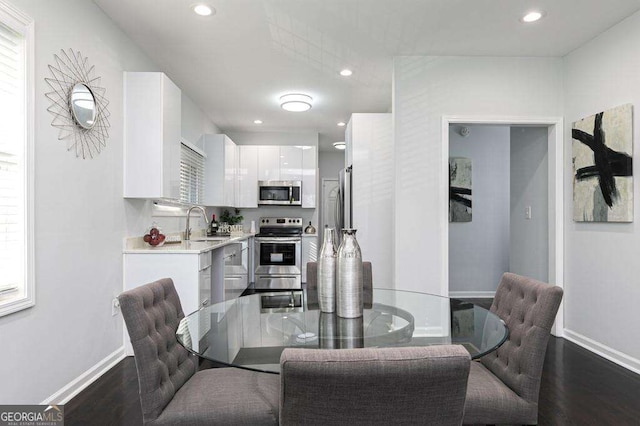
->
[449,157,472,222]
[572,104,633,222]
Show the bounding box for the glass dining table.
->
[176,288,508,374]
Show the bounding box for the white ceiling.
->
[95,0,640,151]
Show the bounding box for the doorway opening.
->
[442,116,564,336]
[448,124,550,294]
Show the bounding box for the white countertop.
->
[123,232,255,254]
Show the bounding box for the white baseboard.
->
[563,329,640,376]
[41,346,126,405]
[449,291,495,298]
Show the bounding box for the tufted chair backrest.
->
[280,345,471,426]
[118,278,197,424]
[481,273,563,404]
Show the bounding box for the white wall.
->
[448,124,511,293]
[393,56,563,294]
[319,150,344,182]
[510,127,549,282]
[0,0,218,403]
[563,10,640,369]
[182,94,221,149]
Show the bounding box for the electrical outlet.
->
[112,298,120,316]
[525,206,532,220]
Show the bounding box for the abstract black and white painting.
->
[449,157,472,222]
[572,104,633,222]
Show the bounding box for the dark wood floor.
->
[64,299,640,425]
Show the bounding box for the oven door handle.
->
[255,237,301,243]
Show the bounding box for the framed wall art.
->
[449,157,472,222]
[572,104,633,222]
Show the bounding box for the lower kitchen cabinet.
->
[123,250,216,356]
[223,239,250,300]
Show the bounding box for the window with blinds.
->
[0,5,33,317]
[180,142,205,204]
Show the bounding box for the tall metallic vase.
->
[337,229,363,318]
[318,226,338,313]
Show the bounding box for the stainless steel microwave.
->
[258,180,302,206]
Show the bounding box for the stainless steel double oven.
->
[254,217,302,290]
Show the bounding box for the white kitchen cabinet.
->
[123,251,216,355]
[236,146,258,208]
[346,113,393,287]
[224,137,236,207]
[255,145,317,208]
[279,146,303,181]
[301,234,318,283]
[124,72,181,199]
[223,240,249,300]
[257,146,280,181]
[302,147,317,208]
[345,119,353,168]
[203,134,237,207]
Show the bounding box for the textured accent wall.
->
[392,56,563,295]
[563,10,640,368]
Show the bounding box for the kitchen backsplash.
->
[126,199,317,238]
[213,206,317,231]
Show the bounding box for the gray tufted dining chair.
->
[463,273,563,425]
[118,278,279,425]
[280,345,471,426]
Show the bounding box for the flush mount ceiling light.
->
[339,69,353,77]
[253,119,263,124]
[193,4,214,16]
[280,93,313,112]
[337,121,346,127]
[521,10,545,23]
[333,141,346,150]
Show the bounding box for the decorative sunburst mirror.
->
[45,49,111,159]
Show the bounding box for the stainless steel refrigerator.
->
[335,166,352,244]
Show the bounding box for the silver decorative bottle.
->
[336,229,363,318]
[318,226,338,312]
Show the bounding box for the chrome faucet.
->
[184,206,209,241]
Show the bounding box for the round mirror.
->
[70,83,97,129]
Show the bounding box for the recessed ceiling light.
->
[337,121,346,127]
[333,141,346,150]
[193,4,214,16]
[253,119,263,124]
[280,93,313,112]
[521,11,544,23]
[339,69,353,77]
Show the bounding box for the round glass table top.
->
[176,288,507,374]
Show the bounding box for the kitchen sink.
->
[193,236,230,242]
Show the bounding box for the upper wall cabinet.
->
[203,134,237,207]
[124,72,181,199]
[256,145,316,208]
[257,146,280,181]
[237,145,258,208]
[279,146,303,181]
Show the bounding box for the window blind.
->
[180,142,204,204]
[0,21,25,299]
